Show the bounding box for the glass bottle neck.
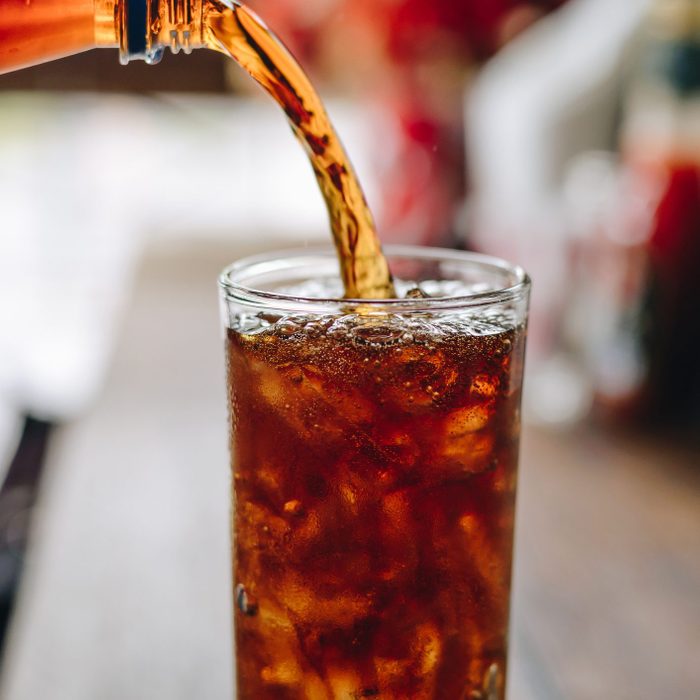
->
[95,0,205,64]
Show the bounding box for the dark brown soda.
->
[226,311,525,699]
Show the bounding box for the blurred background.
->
[0,0,699,698]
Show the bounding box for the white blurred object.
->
[468,0,652,238]
[465,0,652,320]
[0,95,143,423]
[465,0,652,426]
[562,151,657,407]
[129,94,382,242]
[0,92,379,432]
[0,401,22,481]
[524,353,593,428]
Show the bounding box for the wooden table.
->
[1,242,698,700]
[511,427,700,699]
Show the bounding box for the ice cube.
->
[372,620,442,698]
[378,429,420,468]
[260,660,303,686]
[327,668,365,697]
[378,490,418,583]
[436,428,495,476]
[445,405,492,435]
[283,499,304,516]
[270,572,373,626]
[459,514,508,608]
[383,347,459,412]
[250,460,289,505]
[254,601,308,688]
[289,507,321,550]
[302,673,332,699]
[296,364,375,426]
[412,621,442,676]
[247,359,349,443]
[374,656,412,693]
[339,481,360,515]
[237,500,291,550]
[253,359,290,410]
[470,374,499,398]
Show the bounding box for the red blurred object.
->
[644,162,700,421]
[249,0,567,244]
[649,164,700,282]
[607,2,700,426]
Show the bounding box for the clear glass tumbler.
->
[219,245,530,700]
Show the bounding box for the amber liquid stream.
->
[202,1,395,299]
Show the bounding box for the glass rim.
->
[218,245,531,314]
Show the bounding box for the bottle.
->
[0,0,205,74]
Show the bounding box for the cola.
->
[203,0,396,299]
[225,288,526,699]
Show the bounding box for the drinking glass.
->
[219,245,530,699]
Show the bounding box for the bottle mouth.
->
[219,245,531,315]
[118,0,156,64]
[119,0,197,65]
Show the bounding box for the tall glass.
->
[219,246,530,700]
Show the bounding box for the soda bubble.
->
[236,315,261,333]
[276,318,303,337]
[303,320,326,337]
[405,285,430,299]
[235,583,258,616]
[496,338,512,357]
[470,663,501,700]
[350,321,404,347]
[402,317,444,344]
[258,311,284,325]
[485,663,500,694]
